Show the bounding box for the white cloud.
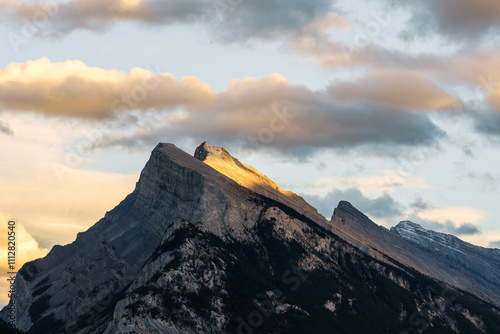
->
[461,231,500,248]
[0,114,140,248]
[329,69,459,110]
[415,207,485,227]
[311,170,430,196]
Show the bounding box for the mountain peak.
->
[194,141,281,191]
[332,200,370,224]
[3,142,500,333]
[394,220,426,231]
[337,200,356,211]
[193,141,327,226]
[194,141,230,161]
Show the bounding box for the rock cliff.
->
[1,142,499,334]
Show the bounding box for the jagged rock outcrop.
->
[1,142,500,334]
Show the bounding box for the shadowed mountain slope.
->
[1,142,499,333]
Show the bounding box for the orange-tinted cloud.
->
[94,72,445,155]
[0,115,140,248]
[0,57,215,118]
[0,210,49,306]
[329,70,459,110]
[416,207,485,227]
[0,59,446,155]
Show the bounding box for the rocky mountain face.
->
[330,201,500,306]
[194,141,327,227]
[391,221,500,303]
[0,319,23,334]
[2,142,500,334]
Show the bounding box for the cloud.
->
[472,108,500,137]
[0,210,49,306]
[0,59,446,155]
[453,223,481,235]
[0,57,215,118]
[212,0,334,42]
[0,0,333,40]
[307,12,349,34]
[388,0,500,43]
[0,120,13,136]
[96,73,445,155]
[303,187,403,219]
[461,231,500,248]
[416,206,485,226]
[329,70,459,110]
[405,215,481,236]
[312,171,430,196]
[403,205,484,236]
[402,200,486,237]
[0,0,212,35]
[290,25,500,100]
[290,33,357,67]
[289,29,443,68]
[0,115,140,248]
[0,168,139,249]
[410,197,431,211]
[489,240,500,249]
[445,50,500,85]
[464,170,498,192]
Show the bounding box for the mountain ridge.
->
[330,198,500,306]
[1,141,499,333]
[391,219,500,303]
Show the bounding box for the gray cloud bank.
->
[303,187,403,219]
[0,59,444,155]
[388,0,500,43]
[0,0,333,40]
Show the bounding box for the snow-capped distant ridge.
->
[394,220,425,231]
[329,200,500,306]
[392,220,462,251]
[392,220,472,251]
[390,219,500,304]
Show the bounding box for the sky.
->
[1,0,500,305]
